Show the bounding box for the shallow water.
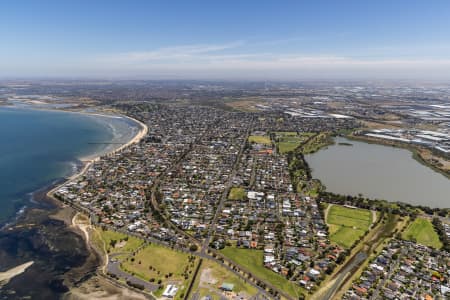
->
[0,107,139,299]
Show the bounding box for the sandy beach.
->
[42,110,150,299]
[47,111,148,200]
[0,261,34,285]
[0,103,151,299]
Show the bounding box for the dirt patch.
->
[199,268,218,286]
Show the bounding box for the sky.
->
[2,0,450,80]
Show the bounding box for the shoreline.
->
[346,134,450,180]
[0,261,34,286]
[46,110,148,202]
[44,109,149,298]
[308,135,450,209]
[0,106,149,297]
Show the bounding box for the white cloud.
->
[4,41,450,79]
[91,43,450,79]
[99,41,245,64]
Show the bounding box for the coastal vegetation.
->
[402,218,442,249]
[92,228,144,254]
[219,247,304,299]
[326,205,373,249]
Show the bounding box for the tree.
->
[110,239,117,248]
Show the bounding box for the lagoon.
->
[305,137,450,208]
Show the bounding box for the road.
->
[63,117,289,300]
[319,251,367,300]
[201,120,253,254]
[107,259,159,292]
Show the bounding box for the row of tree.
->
[432,217,450,252]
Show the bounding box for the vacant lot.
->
[402,218,442,249]
[248,135,271,145]
[228,187,246,200]
[326,205,372,248]
[191,259,258,299]
[220,247,303,298]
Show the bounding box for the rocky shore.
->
[0,110,149,299]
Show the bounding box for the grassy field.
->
[248,135,271,145]
[402,218,442,249]
[278,136,303,153]
[121,243,199,299]
[327,205,372,248]
[121,243,195,282]
[228,187,246,200]
[219,247,303,298]
[274,131,297,136]
[92,228,144,254]
[276,132,314,153]
[191,259,258,299]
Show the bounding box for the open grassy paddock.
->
[326,205,373,248]
[219,247,303,298]
[275,132,315,153]
[402,217,442,249]
[121,243,199,299]
[121,243,196,282]
[92,227,144,254]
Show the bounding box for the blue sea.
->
[0,106,138,224]
[0,106,140,299]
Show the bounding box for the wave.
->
[0,205,27,231]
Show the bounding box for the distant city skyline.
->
[2,0,450,79]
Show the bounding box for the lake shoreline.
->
[346,134,450,179]
[306,136,450,209]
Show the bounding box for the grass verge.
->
[219,247,303,299]
[402,217,442,249]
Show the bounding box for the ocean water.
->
[0,106,138,224]
[0,106,140,299]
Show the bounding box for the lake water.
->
[0,107,139,224]
[305,137,450,208]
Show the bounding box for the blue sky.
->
[2,0,450,79]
